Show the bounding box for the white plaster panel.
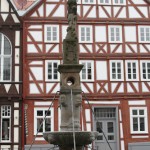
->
[35,137,45,141]
[77,5,81,16]
[12,14,20,23]
[99,6,111,18]
[125,26,136,42]
[138,7,148,18]
[62,25,68,41]
[110,44,123,53]
[29,61,43,65]
[127,83,134,93]
[1,145,10,148]
[83,6,90,16]
[85,101,120,104]
[46,83,60,94]
[31,12,38,17]
[53,5,65,17]
[81,84,89,93]
[30,67,43,80]
[15,84,19,93]
[125,44,138,53]
[15,66,19,82]
[131,0,146,4]
[1,0,9,12]
[14,128,19,143]
[117,8,126,18]
[117,83,124,93]
[15,31,20,46]
[86,123,91,131]
[121,140,125,150]
[132,135,149,138]
[15,48,20,64]
[28,25,42,29]
[1,14,8,22]
[34,102,52,106]
[129,7,141,18]
[87,6,96,18]
[120,123,124,138]
[96,61,107,80]
[30,84,40,94]
[29,31,42,42]
[46,4,56,17]
[14,145,19,149]
[14,102,19,108]
[119,109,122,121]
[38,4,44,17]
[142,83,149,92]
[86,83,94,92]
[4,84,11,93]
[140,44,150,53]
[85,109,91,122]
[14,110,19,125]
[128,100,146,105]
[95,26,106,42]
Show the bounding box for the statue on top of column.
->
[66,0,77,40]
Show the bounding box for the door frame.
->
[92,106,120,150]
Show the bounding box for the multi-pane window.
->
[113,0,125,5]
[34,108,53,135]
[80,61,94,81]
[109,26,122,43]
[141,61,150,80]
[139,26,150,42]
[1,106,11,142]
[83,0,95,4]
[0,33,12,81]
[45,60,59,81]
[99,0,110,4]
[45,25,59,42]
[110,60,123,81]
[125,61,138,81]
[79,26,92,43]
[130,107,148,133]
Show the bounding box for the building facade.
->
[12,0,150,150]
[0,0,23,149]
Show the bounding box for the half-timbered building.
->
[14,0,150,149]
[0,0,22,150]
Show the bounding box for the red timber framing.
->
[22,0,150,150]
[0,0,23,150]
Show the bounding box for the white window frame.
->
[110,60,124,81]
[83,0,96,4]
[1,105,11,142]
[125,60,139,81]
[113,0,126,5]
[130,107,148,134]
[0,33,12,82]
[34,108,54,135]
[98,0,111,5]
[140,60,150,81]
[138,26,150,43]
[44,25,59,43]
[80,60,94,82]
[45,60,60,81]
[108,26,122,43]
[79,25,93,43]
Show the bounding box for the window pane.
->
[37,118,43,132]
[140,118,145,131]
[108,135,114,141]
[45,118,51,132]
[3,58,11,80]
[107,122,114,133]
[2,118,10,141]
[139,110,144,115]
[4,37,11,55]
[37,111,43,116]
[133,117,138,131]
[132,110,137,115]
[96,122,103,133]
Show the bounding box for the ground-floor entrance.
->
[94,107,119,150]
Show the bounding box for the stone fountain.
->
[43,0,98,149]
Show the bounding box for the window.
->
[139,26,150,43]
[0,33,12,81]
[125,61,138,81]
[45,25,59,42]
[110,60,123,81]
[130,107,148,134]
[113,0,125,5]
[83,0,95,4]
[99,0,110,4]
[45,60,60,81]
[109,26,122,43]
[79,26,92,43]
[34,108,54,135]
[140,61,150,81]
[1,106,11,142]
[80,60,94,81]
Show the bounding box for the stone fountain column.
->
[43,0,98,149]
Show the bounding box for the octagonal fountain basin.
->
[43,131,99,146]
